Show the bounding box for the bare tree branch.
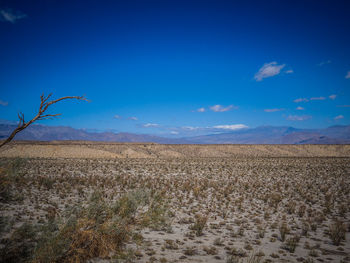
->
[0,94,89,148]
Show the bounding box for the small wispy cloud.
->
[293,98,309,103]
[196,107,205,112]
[337,105,350,108]
[294,95,336,103]
[317,60,331,66]
[254,61,286,81]
[0,100,8,106]
[143,123,159,128]
[296,106,304,110]
[170,131,179,135]
[128,116,138,121]
[181,126,200,131]
[285,69,294,74]
[310,97,326,101]
[0,8,27,23]
[287,115,312,121]
[264,108,284,113]
[212,124,248,130]
[209,104,237,112]
[346,71,350,79]
[334,115,344,120]
[114,115,121,119]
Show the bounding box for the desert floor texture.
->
[0,142,349,263]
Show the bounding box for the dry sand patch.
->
[1,142,350,159]
[0,144,120,158]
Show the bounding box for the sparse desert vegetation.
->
[0,143,349,262]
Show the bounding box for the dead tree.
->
[0,93,89,148]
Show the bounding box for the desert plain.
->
[0,141,349,263]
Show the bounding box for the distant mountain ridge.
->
[0,123,349,144]
[0,124,188,144]
[187,125,350,144]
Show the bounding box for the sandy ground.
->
[0,143,349,262]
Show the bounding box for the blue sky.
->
[0,0,349,137]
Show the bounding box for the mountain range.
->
[0,123,349,144]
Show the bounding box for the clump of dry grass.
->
[32,190,132,262]
[140,190,172,232]
[279,222,290,242]
[0,158,26,202]
[282,235,300,253]
[183,246,197,256]
[226,251,264,263]
[203,245,218,255]
[189,214,208,236]
[328,220,346,246]
[0,222,38,263]
[0,186,168,263]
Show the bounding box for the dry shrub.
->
[286,201,296,214]
[190,214,208,236]
[279,222,290,242]
[0,158,26,202]
[32,190,140,262]
[245,252,264,263]
[64,219,129,262]
[0,222,37,263]
[8,188,167,263]
[113,189,150,221]
[226,251,263,263]
[282,235,300,253]
[298,205,306,217]
[329,220,346,246]
[140,191,171,231]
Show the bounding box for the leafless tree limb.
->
[0,93,89,148]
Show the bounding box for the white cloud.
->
[296,106,304,110]
[0,8,27,23]
[310,96,326,101]
[317,60,331,66]
[179,124,248,132]
[196,107,205,112]
[0,100,8,106]
[346,71,350,79]
[128,116,138,121]
[264,108,284,113]
[287,115,312,121]
[254,62,285,81]
[163,123,250,136]
[143,123,159,128]
[285,69,294,74]
[209,104,237,112]
[334,115,344,120]
[114,115,121,119]
[212,124,248,130]
[329,94,337,100]
[293,98,309,103]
